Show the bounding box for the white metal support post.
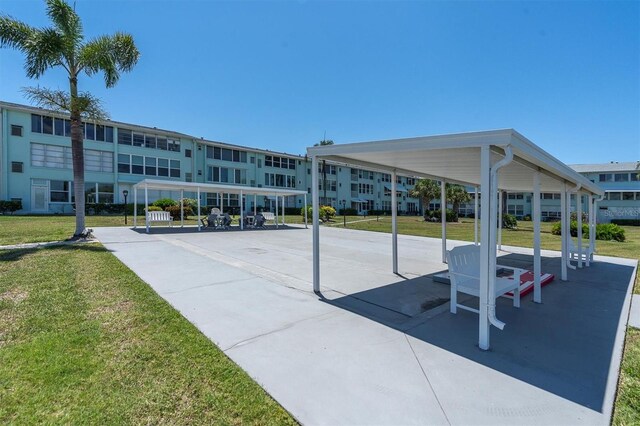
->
[197,187,201,231]
[577,191,583,268]
[312,156,320,292]
[441,179,447,263]
[180,189,184,228]
[391,170,398,274]
[560,184,567,281]
[145,183,149,234]
[474,186,479,245]
[304,194,308,229]
[240,190,244,230]
[253,194,257,216]
[133,188,137,228]
[479,146,492,350]
[498,190,503,251]
[282,196,286,225]
[533,171,542,303]
[275,194,279,229]
[587,195,596,266]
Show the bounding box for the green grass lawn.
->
[0,243,295,424]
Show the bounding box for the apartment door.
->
[31,181,49,212]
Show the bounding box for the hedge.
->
[551,221,626,242]
[0,200,22,214]
[424,209,459,223]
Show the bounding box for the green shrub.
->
[424,209,458,222]
[180,198,198,212]
[0,200,22,214]
[146,206,163,212]
[523,214,532,221]
[302,205,336,222]
[551,221,626,242]
[152,198,177,209]
[165,205,193,220]
[502,214,518,229]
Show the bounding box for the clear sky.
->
[1,0,639,164]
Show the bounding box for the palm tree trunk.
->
[69,75,86,237]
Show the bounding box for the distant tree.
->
[446,184,471,216]
[409,179,440,215]
[314,139,334,147]
[0,0,139,238]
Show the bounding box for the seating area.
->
[146,210,173,228]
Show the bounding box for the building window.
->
[50,180,71,202]
[118,154,131,174]
[85,149,113,173]
[264,172,295,188]
[145,157,157,176]
[208,166,244,184]
[266,155,295,170]
[157,158,169,177]
[185,172,192,182]
[131,155,144,174]
[623,192,635,201]
[170,160,180,178]
[599,173,613,182]
[185,149,192,158]
[614,173,629,182]
[118,128,132,145]
[11,125,22,136]
[31,143,71,169]
[608,192,621,200]
[206,146,247,163]
[11,162,23,173]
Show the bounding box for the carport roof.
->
[132,179,307,197]
[307,129,603,195]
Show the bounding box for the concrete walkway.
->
[94,225,637,425]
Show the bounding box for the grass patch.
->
[0,244,295,424]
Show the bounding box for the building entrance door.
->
[31,183,49,212]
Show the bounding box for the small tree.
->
[0,0,139,238]
[446,184,471,216]
[409,179,440,215]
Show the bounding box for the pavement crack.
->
[404,334,452,426]
[222,311,337,352]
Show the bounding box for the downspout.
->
[487,145,513,330]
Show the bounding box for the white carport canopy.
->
[131,179,308,233]
[307,129,604,350]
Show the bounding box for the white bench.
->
[447,245,521,316]
[261,212,276,225]
[146,210,173,231]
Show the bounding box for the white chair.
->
[261,212,276,225]
[569,238,593,263]
[446,245,521,315]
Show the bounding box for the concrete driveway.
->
[94,225,637,425]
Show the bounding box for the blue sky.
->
[1,0,638,164]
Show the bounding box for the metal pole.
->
[577,191,583,268]
[560,184,568,281]
[474,186,478,245]
[304,193,308,229]
[145,183,149,234]
[275,194,279,229]
[254,194,257,216]
[498,190,503,251]
[180,189,184,228]
[133,187,137,228]
[197,187,201,231]
[391,170,398,274]
[282,196,285,225]
[533,172,542,303]
[441,179,446,263]
[479,146,491,350]
[312,156,320,292]
[240,190,244,230]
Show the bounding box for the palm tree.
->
[409,179,440,216]
[445,183,472,217]
[0,0,139,238]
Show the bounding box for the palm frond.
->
[23,27,66,78]
[22,86,108,121]
[0,16,36,51]
[46,0,82,48]
[79,32,139,87]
